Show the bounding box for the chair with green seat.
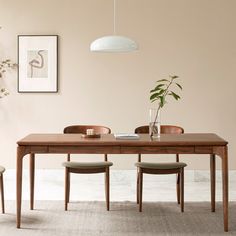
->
[0,165,5,214]
[134,125,187,212]
[62,125,113,211]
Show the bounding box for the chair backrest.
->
[135,125,184,134]
[64,125,111,134]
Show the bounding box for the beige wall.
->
[0,0,235,170]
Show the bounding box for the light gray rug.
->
[0,201,235,235]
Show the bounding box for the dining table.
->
[16,133,229,231]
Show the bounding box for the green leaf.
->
[150,93,159,100]
[170,91,180,100]
[150,89,166,101]
[160,96,165,107]
[154,84,165,89]
[150,89,165,98]
[151,98,158,103]
[156,79,169,83]
[170,75,179,79]
[150,84,165,93]
[175,83,182,90]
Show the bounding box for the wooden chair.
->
[62,125,113,211]
[0,166,5,214]
[135,125,187,212]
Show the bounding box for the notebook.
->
[114,133,140,140]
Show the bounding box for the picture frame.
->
[18,35,58,93]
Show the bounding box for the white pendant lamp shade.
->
[90,35,138,52]
[90,0,138,53]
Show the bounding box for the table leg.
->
[210,154,216,212]
[16,146,26,228]
[0,174,5,213]
[221,146,229,232]
[30,153,35,210]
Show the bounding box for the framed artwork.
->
[18,35,58,93]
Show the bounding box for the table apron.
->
[120,146,195,154]
[27,145,216,155]
[195,146,214,154]
[121,146,215,154]
[48,145,121,154]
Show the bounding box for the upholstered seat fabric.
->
[0,166,5,174]
[135,162,187,170]
[62,161,113,169]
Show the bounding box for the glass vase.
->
[149,108,161,138]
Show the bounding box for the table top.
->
[17,133,228,146]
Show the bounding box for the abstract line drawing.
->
[27,50,48,78]
[18,35,58,92]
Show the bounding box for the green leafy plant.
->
[0,59,17,98]
[149,75,182,136]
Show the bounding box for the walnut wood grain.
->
[17,133,227,146]
[135,125,184,211]
[62,125,111,213]
[210,154,216,212]
[16,133,229,231]
[0,173,5,214]
[30,153,35,210]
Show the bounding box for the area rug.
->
[0,201,235,235]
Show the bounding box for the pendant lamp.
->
[90,0,138,52]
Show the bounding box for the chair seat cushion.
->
[62,161,113,169]
[0,165,5,174]
[135,162,187,170]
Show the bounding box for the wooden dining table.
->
[16,133,229,231]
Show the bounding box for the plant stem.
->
[150,78,174,137]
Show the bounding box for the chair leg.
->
[65,168,69,211]
[180,168,184,212]
[176,154,180,204]
[0,174,5,214]
[68,172,70,203]
[137,155,141,204]
[104,154,108,162]
[139,168,143,212]
[137,168,139,204]
[176,173,180,204]
[105,167,110,211]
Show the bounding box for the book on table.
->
[114,133,140,140]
